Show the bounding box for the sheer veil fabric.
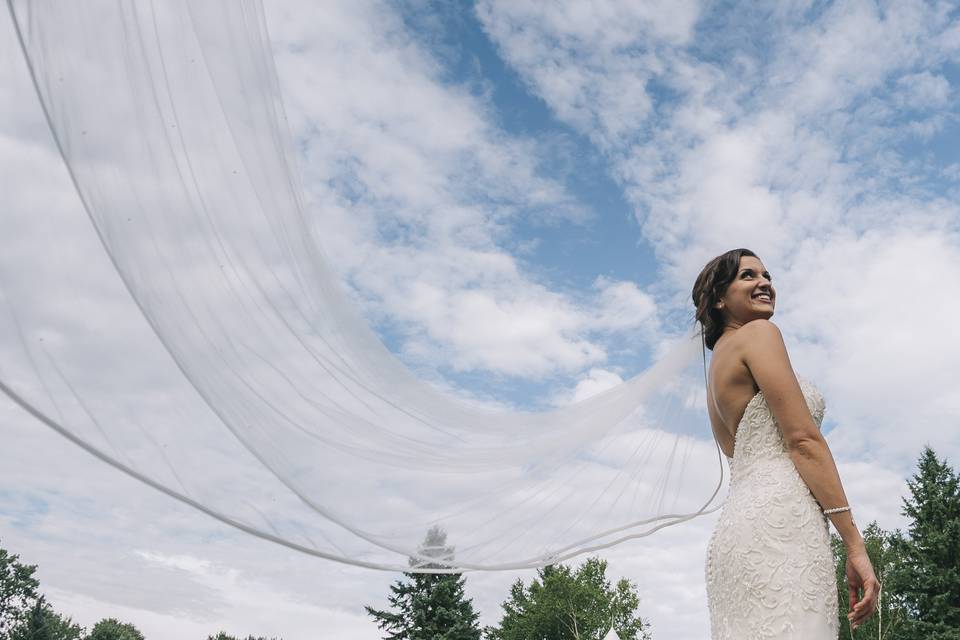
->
[3,0,725,572]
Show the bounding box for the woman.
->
[692,248,879,638]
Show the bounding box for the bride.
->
[692,249,880,638]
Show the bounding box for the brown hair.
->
[691,248,758,350]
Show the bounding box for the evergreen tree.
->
[831,521,910,639]
[886,446,960,639]
[0,541,41,634]
[8,599,54,640]
[85,618,145,640]
[7,597,83,640]
[365,526,482,640]
[485,557,651,640]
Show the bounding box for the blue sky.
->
[2,1,960,639]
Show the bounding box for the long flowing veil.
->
[2,0,725,572]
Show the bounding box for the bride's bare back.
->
[706,330,761,458]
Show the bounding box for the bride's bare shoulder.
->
[732,320,795,383]
[737,319,784,348]
[716,318,781,347]
[739,317,781,336]
[717,320,786,368]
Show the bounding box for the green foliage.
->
[365,526,482,640]
[885,446,960,639]
[831,447,960,640]
[206,633,282,640]
[831,521,911,639]
[484,557,651,640]
[0,541,41,634]
[7,597,83,640]
[85,618,145,640]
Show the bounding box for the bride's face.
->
[716,255,775,325]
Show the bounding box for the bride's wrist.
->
[842,533,866,551]
[823,506,863,549]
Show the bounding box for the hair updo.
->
[691,248,757,350]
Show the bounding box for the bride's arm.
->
[738,319,864,550]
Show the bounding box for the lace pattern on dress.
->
[704,378,839,639]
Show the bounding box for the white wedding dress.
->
[705,378,839,639]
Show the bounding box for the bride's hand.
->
[845,546,880,630]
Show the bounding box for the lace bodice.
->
[728,377,826,478]
[705,378,839,639]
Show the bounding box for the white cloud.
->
[771,1,930,116]
[476,0,700,147]
[591,275,658,332]
[780,226,960,467]
[399,278,608,375]
[896,71,952,110]
[549,367,626,407]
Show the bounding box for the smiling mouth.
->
[753,294,773,303]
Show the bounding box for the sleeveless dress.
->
[705,378,839,639]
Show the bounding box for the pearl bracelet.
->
[822,505,857,530]
[823,506,851,514]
